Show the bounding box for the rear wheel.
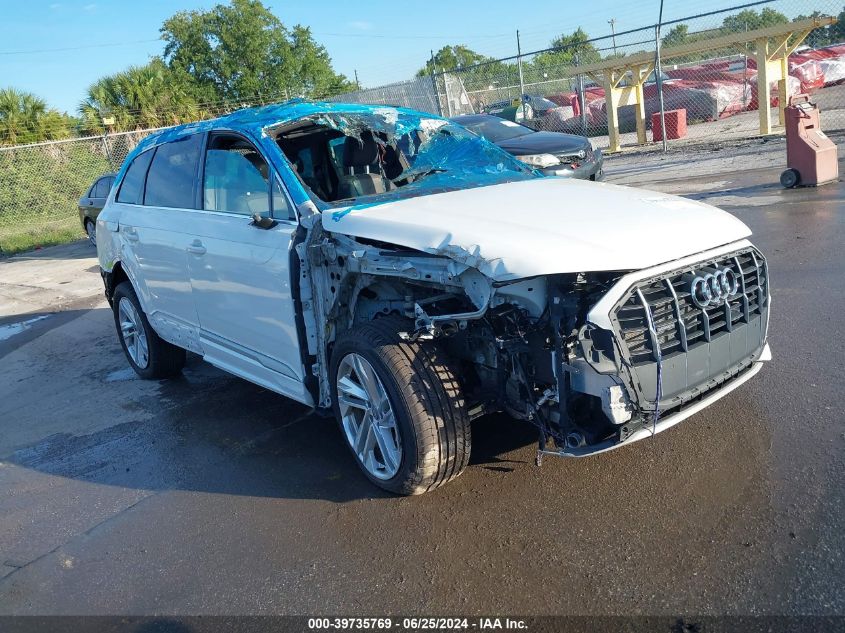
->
[780,168,800,188]
[85,219,96,246]
[112,282,185,379]
[330,316,471,495]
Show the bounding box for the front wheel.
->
[330,316,471,495]
[780,168,800,188]
[112,281,185,379]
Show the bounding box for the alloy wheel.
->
[336,353,402,480]
[118,297,149,369]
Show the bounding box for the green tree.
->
[721,8,789,34]
[662,24,690,48]
[79,58,200,133]
[161,0,352,102]
[0,88,73,145]
[416,45,490,76]
[532,27,600,74]
[833,6,845,42]
[795,7,845,48]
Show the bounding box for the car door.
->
[91,176,113,213]
[186,131,309,403]
[112,136,203,354]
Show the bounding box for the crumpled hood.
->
[325,177,752,282]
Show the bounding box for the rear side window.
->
[144,134,202,209]
[116,150,154,205]
[93,177,111,198]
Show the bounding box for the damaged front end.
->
[269,104,770,461]
[298,218,636,456]
[295,211,637,457]
[297,216,771,460]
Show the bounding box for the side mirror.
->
[251,213,277,230]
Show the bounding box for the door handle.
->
[122,227,139,242]
[186,241,206,255]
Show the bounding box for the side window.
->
[116,149,154,205]
[144,134,202,209]
[272,178,295,221]
[93,177,110,198]
[203,135,269,216]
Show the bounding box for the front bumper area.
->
[545,240,771,458]
[541,149,604,181]
[546,342,770,458]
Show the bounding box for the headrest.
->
[343,131,379,167]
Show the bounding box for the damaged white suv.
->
[98,101,771,494]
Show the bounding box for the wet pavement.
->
[0,164,843,615]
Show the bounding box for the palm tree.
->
[79,59,201,134]
[0,88,71,145]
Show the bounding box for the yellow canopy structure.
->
[570,16,838,152]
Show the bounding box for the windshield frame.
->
[271,109,540,211]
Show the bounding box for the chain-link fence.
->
[0,130,156,254]
[0,0,842,254]
[432,0,845,150]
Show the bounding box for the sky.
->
[0,0,824,114]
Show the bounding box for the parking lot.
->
[0,156,843,616]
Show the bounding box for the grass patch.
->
[0,138,114,256]
[0,219,85,256]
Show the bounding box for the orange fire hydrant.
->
[781,94,838,188]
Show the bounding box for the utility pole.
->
[354,69,361,91]
[429,49,443,116]
[608,18,617,56]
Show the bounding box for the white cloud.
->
[346,20,373,31]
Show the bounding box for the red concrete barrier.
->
[652,109,687,141]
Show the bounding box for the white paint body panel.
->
[326,178,752,281]
[185,210,309,401]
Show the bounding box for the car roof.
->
[135,100,443,153]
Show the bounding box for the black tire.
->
[84,219,96,246]
[780,168,800,189]
[330,316,471,495]
[112,281,185,379]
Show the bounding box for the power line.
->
[313,31,514,40]
[0,38,161,56]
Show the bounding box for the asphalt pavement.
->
[0,162,842,616]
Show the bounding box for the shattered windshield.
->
[274,109,538,208]
[461,117,535,143]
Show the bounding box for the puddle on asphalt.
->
[105,367,138,382]
[0,315,50,342]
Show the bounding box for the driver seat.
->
[337,131,391,199]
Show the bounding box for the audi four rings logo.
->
[690,268,740,309]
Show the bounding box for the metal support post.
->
[517,30,527,122]
[654,7,667,151]
[575,54,588,137]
